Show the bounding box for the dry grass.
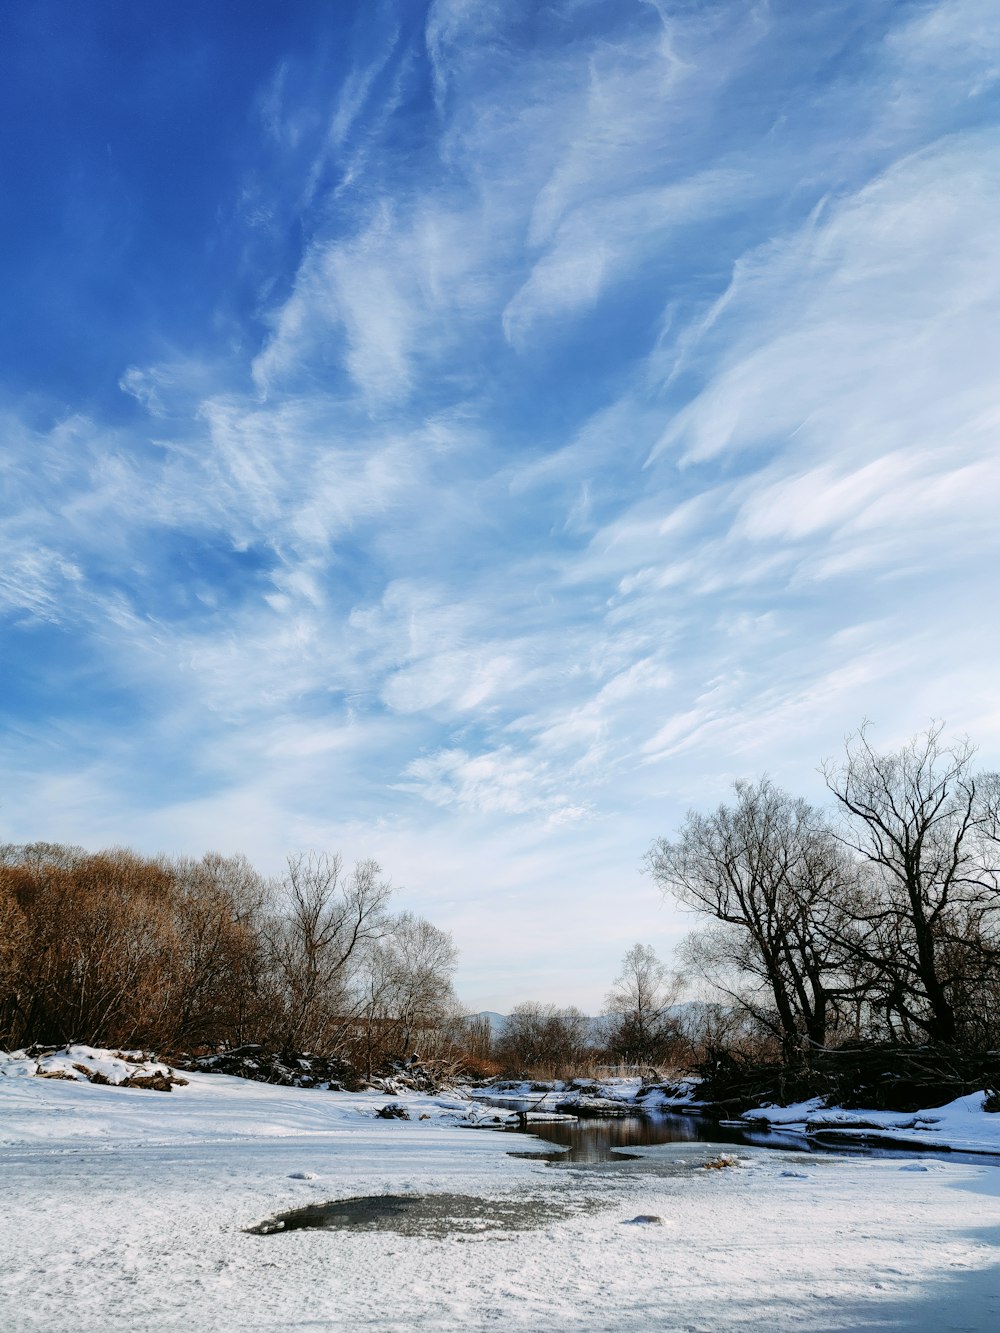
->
[700,1154,738,1171]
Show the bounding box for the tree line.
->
[0,845,462,1074]
[0,836,687,1081]
[647,725,1000,1063]
[460,945,687,1080]
[6,723,991,1084]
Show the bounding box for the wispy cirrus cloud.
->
[3,0,1000,1008]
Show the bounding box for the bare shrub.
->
[495,1002,595,1079]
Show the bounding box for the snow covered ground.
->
[3,1051,1000,1331]
[739,1092,1000,1155]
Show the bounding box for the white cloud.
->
[655,132,1000,464]
[5,1,1000,1011]
[503,171,754,344]
[398,744,590,824]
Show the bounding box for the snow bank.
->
[0,1045,180,1088]
[465,1074,1000,1157]
[464,1076,697,1115]
[742,1090,1000,1155]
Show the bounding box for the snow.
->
[742,1091,1000,1156]
[2,1049,1000,1330]
[463,1076,695,1115]
[0,1045,175,1087]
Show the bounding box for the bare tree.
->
[0,878,26,1045]
[0,849,175,1047]
[603,943,680,1068]
[495,1002,593,1078]
[0,842,87,870]
[0,843,472,1064]
[670,992,772,1067]
[462,1013,494,1067]
[270,853,393,1051]
[647,778,862,1063]
[354,912,459,1074]
[822,724,1000,1046]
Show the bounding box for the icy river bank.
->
[2,1052,1000,1331]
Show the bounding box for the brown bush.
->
[0,845,271,1052]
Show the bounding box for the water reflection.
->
[500,1110,1000,1169]
[506,1111,809,1164]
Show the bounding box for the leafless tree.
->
[0,849,175,1047]
[269,853,393,1051]
[603,943,681,1068]
[822,723,1000,1046]
[495,1002,594,1078]
[0,842,87,870]
[0,844,471,1063]
[462,1013,495,1067]
[647,778,863,1063]
[354,912,459,1074]
[160,853,272,1049]
[0,879,26,1043]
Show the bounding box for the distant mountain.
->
[465,1010,508,1036]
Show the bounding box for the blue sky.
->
[3,0,1000,1011]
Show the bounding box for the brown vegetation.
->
[0,843,464,1076]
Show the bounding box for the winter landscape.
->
[4,1,1000,1329]
[2,1046,1000,1332]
